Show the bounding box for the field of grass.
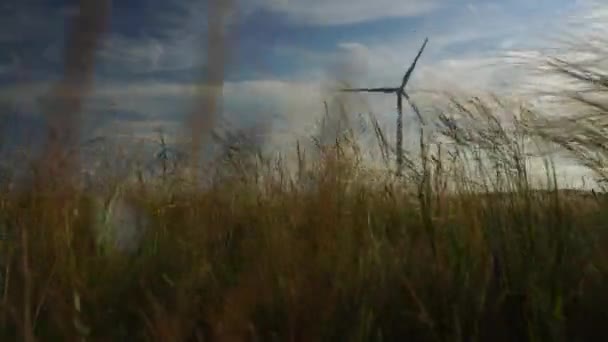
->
[4,37,608,342]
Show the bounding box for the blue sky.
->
[0,0,605,168]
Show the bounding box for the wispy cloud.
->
[247,0,441,26]
[96,1,216,76]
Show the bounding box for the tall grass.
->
[4,38,608,342]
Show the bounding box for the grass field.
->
[3,31,608,342]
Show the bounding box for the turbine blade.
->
[402,90,425,125]
[399,38,429,91]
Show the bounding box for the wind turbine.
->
[341,38,429,176]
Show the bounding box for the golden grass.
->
[2,106,608,340]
